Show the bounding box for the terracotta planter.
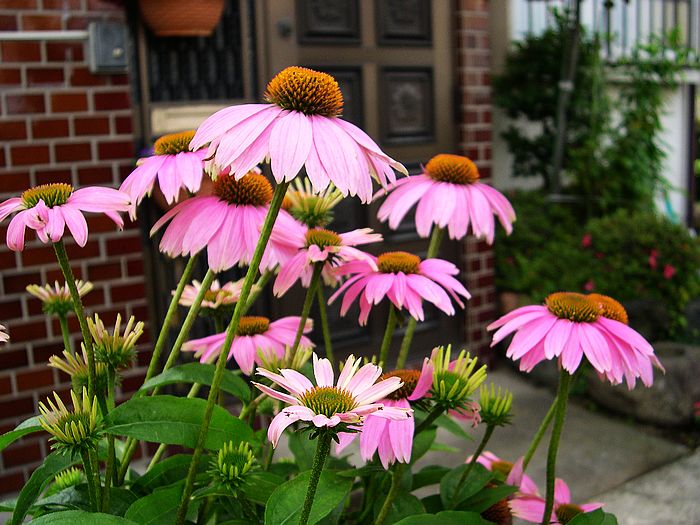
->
[139,0,225,37]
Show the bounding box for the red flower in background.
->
[648,249,659,269]
[580,233,592,248]
[663,264,676,280]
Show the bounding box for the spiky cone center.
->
[479,384,513,427]
[425,154,480,185]
[545,292,600,323]
[305,228,342,249]
[236,316,270,336]
[489,460,514,478]
[265,66,343,117]
[214,172,273,206]
[556,503,584,524]
[587,293,629,324]
[377,251,421,274]
[89,315,143,370]
[381,369,421,400]
[154,130,196,155]
[298,386,357,417]
[21,183,73,208]
[481,496,513,525]
[213,441,255,485]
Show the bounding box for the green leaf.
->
[287,432,316,471]
[412,465,450,490]
[568,509,619,525]
[392,511,492,525]
[373,492,424,525]
[265,470,352,525]
[457,483,517,513]
[104,396,254,450]
[0,416,41,453]
[435,414,474,441]
[130,454,208,495]
[138,363,250,402]
[336,464,385,478]
[242,471,285,504]
[11,451,77,525]
[411,427,436,464]
[439,464,492,509]
[36,485,137,515]
[429,442,460,453]
[125,484,199,525]
[0,497,17,512]
[28,510,138,524]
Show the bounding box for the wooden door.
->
[257,0,463,363]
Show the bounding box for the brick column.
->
[456,0,497,357]
[0,0,150,494]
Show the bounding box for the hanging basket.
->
[138,0,225,37]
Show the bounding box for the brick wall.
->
[456,0,498,358]
[0,0,150,494]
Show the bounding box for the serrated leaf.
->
[0,416,41,453]
[264,470,352,525]
[28,510,138,524]
[439,464,492,509]
[104,395,254,450]
[138,363,250,402]
[11,451,77,525]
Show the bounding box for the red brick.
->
[93,91,131,111]
[6,94,45,115]
[0,68,21,85]
[0,471,25,494]
[0,121,27,141]
[43,0,82,6]
[78,166,113,184]
[8,320,47,342]
[66,16,89,30]
[107,235,141,256]
[64,239,100,260]
[20,246,57,267]
[21,14,62,30]
[0,396,33,419]
[1,42,41,62]
[69,66,108,87]
[2,0,37,7]
[10,144,50,166]
[0,349,29,369]
[54,142,92,162]
[87,261,122,280]
[2,440,43,468]
[111,282,146,303]
[86,214,121,233]
[98,140,134,160]
[0,15,18,31]
[32,118,70,139]
[127,258,144,276]
[50,92,88,112]
[26,67,65,86]
[0,299,22,319]
[114,115,132,134]
[74,116,110,136]
[88,0,123,10]
[46,42,83,62]
[16,368,54,391]
[80,286,105,307]
[46,265,82,283]
[35,168,72,185]
[0,376,11,396]
[32,341,65,363]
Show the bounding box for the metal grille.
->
[146,0,245,102]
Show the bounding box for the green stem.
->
[263,440,275,471]
[175,181,289,525]
[395,227,444,369]
[117,266,214,484]
[58,314,73,355]
[239,392,265,421]
[102,369,117,510]
[541,372,572,525]
[53,241,97,400]
[299,431,332,525]
[378,305,398,367]
[316,285,334,366]
[243,269,273,314]
[522,396,558,471]
[414,405,445,435]
[143,254,199,386]
[214,315,225,334]
[375,463,405,525]
[80,449,98,511]
[89,448,102,508]
[451,424,495,509]
[290,261,324,359]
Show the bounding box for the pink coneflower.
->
[254,354,412,447]
[190,66,407,203]
[120,130,207,218]
[467,452,539,496]
[663,264,676,279]
[0,324,8,345]
[328,252,471,325]
[376,154,515,243]
[150,171,297,272]
[509,478,602,524]
[272,225,382,296]
[336,359,433,468]
[0,183,130,251]
[488,292,663,388]
[182,316,313,375]
[178,278,245,310]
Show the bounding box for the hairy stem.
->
[451,424,495,509]
[175,181,289,525]
[316,285,334,366]
[299,431,332,525]
[395,227,444,369]
[80,449,99,512]
[541,371,572,525]
[375,463,405,525]
[522,396,557,471]
[290,261,324,359]
[243,269,273,314]
[378,305,398,367]
[57,314,73,355]
[414,405,445,435]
